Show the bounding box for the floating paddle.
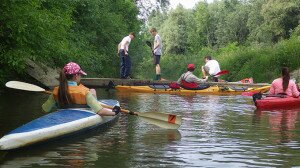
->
[5,81,182,129]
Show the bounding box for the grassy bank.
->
[136,36,300,83]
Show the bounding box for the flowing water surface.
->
[0,88,300,167]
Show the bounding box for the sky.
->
[170,0,214,9]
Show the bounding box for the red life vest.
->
[181,73,198,89]
[181,80,198,89]
[53,84,90,104]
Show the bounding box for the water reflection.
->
[141,129,181,145]
[1,89,300,167]
[254,108,300,143]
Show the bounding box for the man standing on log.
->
[149,28,162,81]
[118,32,135,79]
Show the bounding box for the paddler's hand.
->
[112,106,121,115]
[204,76,208,81]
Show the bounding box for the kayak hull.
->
[0,99,119,150]
[115,85,270,95]
[255,97,300,109]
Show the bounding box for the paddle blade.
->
[215,70,229,76]
[5,81,46,92]
[241,90,259,96]
[138,112,182,129]
[145,40,152,48]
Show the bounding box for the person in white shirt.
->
[117,32,135,79]
[149,28,162,80]
[201,55,221,82]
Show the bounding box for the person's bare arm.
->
[117,43,121,56]
[153,40,160,51]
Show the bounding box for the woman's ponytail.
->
[58,70,71,107]
[282,67,290,92]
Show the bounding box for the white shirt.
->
[154,34,162,55]
[120,36,131,52]
[205,60,221,76]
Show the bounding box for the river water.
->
[0,88,300,167]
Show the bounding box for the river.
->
[0,88,300,167]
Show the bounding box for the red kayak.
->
[254,95,300,109]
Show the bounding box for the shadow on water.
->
[140,129,182,146]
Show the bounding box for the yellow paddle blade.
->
[5,81,46,92]
[138,112,182,129]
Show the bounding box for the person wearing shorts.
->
[150,28,162,80]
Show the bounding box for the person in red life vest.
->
[42,62,120,115]
[177,64,208,90]
[269,67,299,97]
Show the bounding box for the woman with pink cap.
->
[42,62,120,116]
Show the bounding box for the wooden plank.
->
[80,78,270,88]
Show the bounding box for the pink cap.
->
[63,62,87,75]
[187,64,195,70]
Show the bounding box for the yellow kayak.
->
[115,85,271,95]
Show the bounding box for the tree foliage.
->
[1,0,300,85]
[0,0,140,84]
[139,0,300,82]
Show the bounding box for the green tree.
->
[248,0,300,43]
[160,5,193,54]
[214,0,249,47]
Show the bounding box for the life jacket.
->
[181,73,198,89]
[169,82,181,89]
[53,84,90,105]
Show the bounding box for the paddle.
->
[214,70,229,76]
[145,40,152,50]
[5,81,182,129]
[241,90,259,97]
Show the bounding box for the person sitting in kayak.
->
[42,62,120,116]
[269,67,299,97]
[177,63,208,90]
[201,55,221,82]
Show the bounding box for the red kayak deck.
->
[255,96,300,109]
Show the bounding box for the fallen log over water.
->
[81,78,270,88]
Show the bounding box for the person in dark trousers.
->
[149,28,162,81]
[118,32,135,79]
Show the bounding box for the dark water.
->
[0,88,300,167]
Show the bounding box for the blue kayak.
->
[0,99,120,150]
